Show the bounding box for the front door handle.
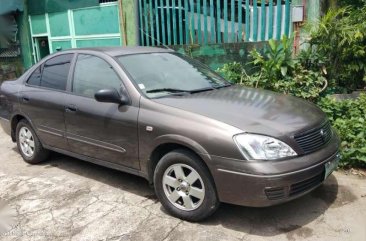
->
[65,105,78,113]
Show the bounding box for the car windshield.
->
[117,53,230,98]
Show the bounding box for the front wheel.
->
[154,149,219,221]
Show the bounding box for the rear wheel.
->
[154,149,219,221]
[16,120,49,164]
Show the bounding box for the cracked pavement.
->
[0,129,365,241]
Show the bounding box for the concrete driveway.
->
[0,129,365,241]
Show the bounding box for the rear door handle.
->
[21,96,30,103]
[65,105,78,113]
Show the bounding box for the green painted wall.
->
[28,0,99,15]
[51,40,72,52]
[30,14,47,34]
[49,12,70,37]
[73,6,120,35]
[76,38,121,47]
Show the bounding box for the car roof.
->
[63,46,175,57]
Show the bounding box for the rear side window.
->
[41,54,73,91]
[72,54,122,98]
[27,54,73,90]
[27,66,42,86]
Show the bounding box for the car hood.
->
[153,85,326,137]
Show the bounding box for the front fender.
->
[140,133,214,183]
[153,134,212,161]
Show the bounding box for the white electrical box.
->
[292,5,304,22]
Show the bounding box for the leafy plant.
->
[250,36,295,83]
[273,66,327,100]
[218,35,327,101]
[217,62,243,84]
[318,94,366,168]
[304,6,366,90]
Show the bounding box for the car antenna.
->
[138,28,175,51]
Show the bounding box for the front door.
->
[64,54,139,169]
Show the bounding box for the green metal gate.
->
[138,0,292,46]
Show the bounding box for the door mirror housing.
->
[94,88,129,105]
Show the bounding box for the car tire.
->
[154,149,219,221]
[16,119,49,164]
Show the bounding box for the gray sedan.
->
[0,47,340,221]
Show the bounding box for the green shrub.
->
[218,62,243,84]
[337,0,366,8]
[317,94,366,168]
[218,36,327,101]
[305,7,366,90]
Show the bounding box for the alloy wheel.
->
[162,163,205,211]
[19,127,35,157]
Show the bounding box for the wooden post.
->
[118,0,128,46]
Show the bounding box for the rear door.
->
[64,54,139,169]
[20,54,74,150]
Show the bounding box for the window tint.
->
[73,54,122,97]
[27,66,42,86]
[40,54,73,91]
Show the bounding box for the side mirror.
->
[94,88,129,105]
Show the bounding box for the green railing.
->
[138,0,292,46]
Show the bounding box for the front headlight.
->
[234,134,297,160]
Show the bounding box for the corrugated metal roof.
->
[0,48,20,58]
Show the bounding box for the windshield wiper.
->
[146,88,191,94]
[189,87,215,93]
[146,87,217,96]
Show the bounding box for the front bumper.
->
[210,134,340,207]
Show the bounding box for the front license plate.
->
[324,154,340,179]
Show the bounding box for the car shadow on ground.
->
[16,149,358,238]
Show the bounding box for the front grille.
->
[294,121,332,154]
[265,187,286,200]
[289,172,324,196]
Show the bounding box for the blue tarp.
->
[0,0,24,15]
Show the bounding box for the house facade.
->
[0,0,322,72]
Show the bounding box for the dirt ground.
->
[0,129,365,241]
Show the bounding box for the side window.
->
[40,54,73,91]
[72,54,122,98]
[27,66,42,86]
